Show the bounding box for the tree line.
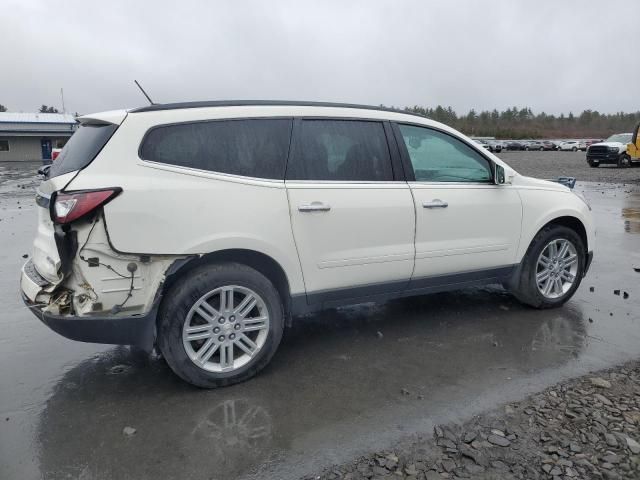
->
[400,105,640,139]
[0,104,80,115]
[0,104,60,113]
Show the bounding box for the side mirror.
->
[494,164,506,185]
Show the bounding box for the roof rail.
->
[130,100,428,119]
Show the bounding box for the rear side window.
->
[49,124,118,178]
[140,119,292,180]
[286,120,393,181]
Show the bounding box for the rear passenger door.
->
[285,119,415,305]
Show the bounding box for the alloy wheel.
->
[182,285,270,373]
[535,239,579,299]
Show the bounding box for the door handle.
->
[422,199,448,209]
[298,202,331,212]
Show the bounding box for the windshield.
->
[605,133,632,144]
[49,123,118,178]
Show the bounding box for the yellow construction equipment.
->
[628,122,640,161]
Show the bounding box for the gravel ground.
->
[306,362,640,480]
[497,151,640,185]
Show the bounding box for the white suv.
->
[21,101,595,387]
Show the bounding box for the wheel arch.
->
[507,214,590,293]
[543,216,588,254]
[160,249,295,326]
[520,214,589,259]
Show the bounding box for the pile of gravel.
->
[306,363,640,479]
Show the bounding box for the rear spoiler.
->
[550,176,576,189]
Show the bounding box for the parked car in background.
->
[505,140,526,151]
[473,139,491,151]
[586,133,634,168]
[486,140,503,153]
[20,100,595,387]
[525,141,545,151]
[559,141,580,151]
[577,141,587,151]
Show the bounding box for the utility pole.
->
[60,88,66,114]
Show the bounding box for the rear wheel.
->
[618,153,631,168]
[158,262,284,388]
[511,225,585,308]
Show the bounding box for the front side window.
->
[286,120,393,181]
[0,140,8,151]
[397,124,492,182]
[140,119,292,180]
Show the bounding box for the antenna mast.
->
[60,88,66,113]
[134,80,155,105]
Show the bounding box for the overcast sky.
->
[1,0,638,116]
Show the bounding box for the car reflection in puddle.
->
[622,207,640,234]
[190,398,273,459]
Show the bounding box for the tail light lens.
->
[52,188,122,224]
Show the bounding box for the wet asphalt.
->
[0,160,639,480]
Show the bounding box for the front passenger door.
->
[394,123,522,281]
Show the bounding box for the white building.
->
[0,113,77,162]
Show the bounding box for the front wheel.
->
[572,147,578,152]
[510,225,585,308]
[588,159,600,168]
[158,262,284,388]
[618,153,631,168]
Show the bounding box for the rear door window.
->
[49,124,118,178]
[286,120,393,181]
[140,118,292,180]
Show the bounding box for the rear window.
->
[49,124,118,178]
[139,119,292,180]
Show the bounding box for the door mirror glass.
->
[494,164,506,184]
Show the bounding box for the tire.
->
[157,262,284,388]
[618,153,631,168]
[572,147,577,152]
[539,147,544,151]
[510,225,585,309]
[588,159,600,168]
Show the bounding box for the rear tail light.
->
[52,188,122,224]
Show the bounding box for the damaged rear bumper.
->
[22,293,157,351]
